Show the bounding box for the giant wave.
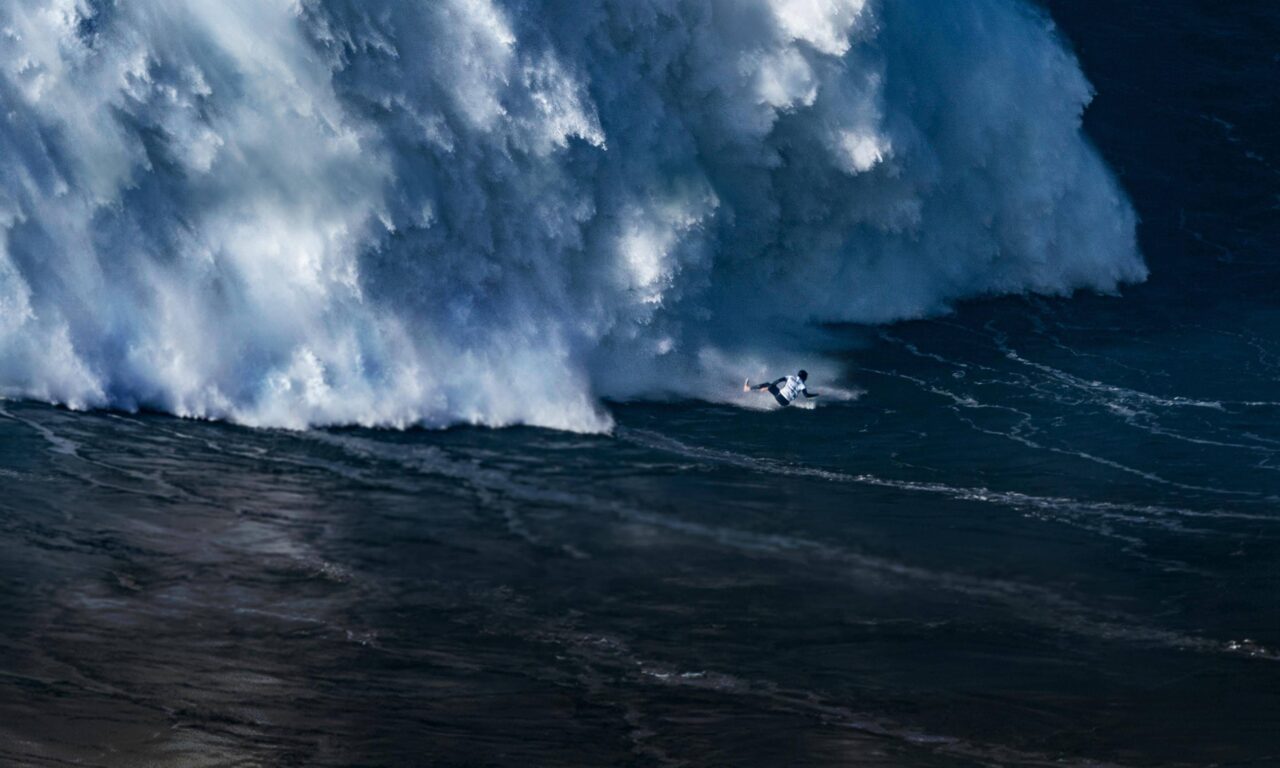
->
[0,0,1144,431]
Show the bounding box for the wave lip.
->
[0,0,1143,431]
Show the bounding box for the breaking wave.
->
[0,0,1143,431]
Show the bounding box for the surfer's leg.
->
[768,385,790,407]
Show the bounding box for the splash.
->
[0,0,1143,431]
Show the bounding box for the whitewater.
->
[0,0,1144,431]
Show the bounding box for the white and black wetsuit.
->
[767,375,806,407]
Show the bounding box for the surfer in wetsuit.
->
[745,370,820,407]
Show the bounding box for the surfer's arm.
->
[803,390,820,398]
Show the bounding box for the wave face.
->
[0,0,1144,431]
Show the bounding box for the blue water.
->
[2,1,1279,766]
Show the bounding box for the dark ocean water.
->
[2,2,1279,766]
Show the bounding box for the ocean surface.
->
[2,0,1279,766]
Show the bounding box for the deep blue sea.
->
[2,1,1278,766]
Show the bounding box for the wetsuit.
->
[766,375,806,407]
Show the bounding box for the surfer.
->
[744,370,820,407]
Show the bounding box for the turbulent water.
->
[2,0,1279,766]
[1,0,1143,430]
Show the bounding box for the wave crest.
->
[0,0,1143,431]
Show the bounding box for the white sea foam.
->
[0,0,1143,431]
